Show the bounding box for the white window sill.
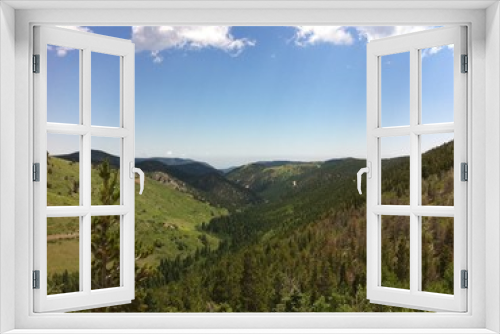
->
[4,330,497,334]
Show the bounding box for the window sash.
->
[366,26,468,312]
[33,26,136,313]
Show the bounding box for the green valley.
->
[47,140,455,312]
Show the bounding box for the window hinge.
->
[33,54,40,73]
[461,270,468,289]
[33,270,40,289]
[461,54,468,73]
[461,162,468,181]
[33,163,40,182]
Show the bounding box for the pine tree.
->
[91,160,120,289]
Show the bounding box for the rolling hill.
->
[135,157,210,167]
[226,161,321,200]
[55,150,121,168]
[135,159,261,210]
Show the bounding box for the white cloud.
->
[355,26,436,42]
[49,26,93,57]
[422,45,442,57]
[151,50,164,63]
[293,26,449,57]
[132,26,255,61]
[421,44,454,58]
[355,26,451,57]
[294,26,354,46]
[53,47,73,57]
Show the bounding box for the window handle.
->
[357,162,371,195]
[129,162,145,195]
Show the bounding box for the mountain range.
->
[53,151,383,207]
[55,150,259,209]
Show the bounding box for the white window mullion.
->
[373,205,411,215]
[373,205,455,217]
[414,123,454,135]
[45,124,130,138]
[372,126,410,137]
[82,47,92,295]
[373,124,455,138]
[33,26,49,309]
[121,49,136,297]
[453,26,468,310]
[365,44,379,301]
[416,48,423,293]
[78,44,84,295]
[82,214,91,294]
[119,55,125,287]
[45,206,133,218]
[409,47,420,295]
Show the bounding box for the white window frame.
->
[1,1,499,333]
[365,26,467,312]
[33,26,136,313]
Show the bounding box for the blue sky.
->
[47,26,454,168]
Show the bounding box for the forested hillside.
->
[136,158,261,210]
[47,140,454,312]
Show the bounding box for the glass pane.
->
[47,133,80,206]
[47,45,80,124]
[91,215,121,290]
[91,52,121,127]
[421,133,454,206]
[381,136,410,205]
[47,217,80,295]
[91,137,121,206]
[381,215,410,290]
[421,45,454,124]
[381,52,410,127]
[422,216,454,294]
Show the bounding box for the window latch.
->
[357,161,371,195]
[129,161,145,195]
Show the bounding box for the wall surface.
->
[0,1,16,333]
[4,4,491,332]
[15,7,488,330]
[486,2,500,333]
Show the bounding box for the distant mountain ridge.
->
[55,150,120,168]
[136,157,214,168]
[55,150,354,204]
[253,160,313,167]
[55,150,259,210]
[56,151,219,175]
